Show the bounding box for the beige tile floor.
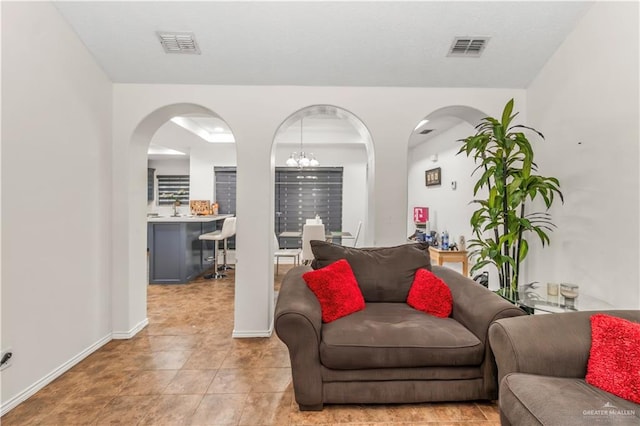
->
[1,265,500,425]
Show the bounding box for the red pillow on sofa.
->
[406,268,452,318]
[586,313,640,404]
[302,259,365,323]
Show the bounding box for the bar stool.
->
[218,216,236,271]
[199,216,236,279]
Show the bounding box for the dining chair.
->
[302,223,325,264]
[352,220,363,247]
[274,234,302,275]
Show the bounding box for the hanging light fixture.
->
[286,117,319,167]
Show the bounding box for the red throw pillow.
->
[586,314,640,404]
[406,268,452,318]
[302,259,365,323]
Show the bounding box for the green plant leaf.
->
[519,239,529,261]
[459,99,561,293]
[511,124,545,140]
[501,99,514,127]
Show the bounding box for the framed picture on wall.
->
[425,167,441,186]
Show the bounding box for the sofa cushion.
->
[586,313,640,404]
[319,303,483,369]
[302,259,365,323]
[310,241,431,302]
[500,373,640,426]
[407,268,453,318]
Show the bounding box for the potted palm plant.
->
[458,99,563,301]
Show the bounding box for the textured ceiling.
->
[54,1,592,88]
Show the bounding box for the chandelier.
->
[286,117,319,167]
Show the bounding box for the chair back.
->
[220,217,236,239]
[352,221,363,247]
[273,233,281,250]
[302,224,325,262]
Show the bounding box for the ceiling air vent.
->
[419,129,434,135]
[157,31,201,54]
[448,37,489,57]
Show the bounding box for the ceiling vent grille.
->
[448,37,489,57]
[157,31,201,54]
[419,129,434,135]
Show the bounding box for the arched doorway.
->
[114,103,236,336]
[268,105,375,312]
[406,105,487,277]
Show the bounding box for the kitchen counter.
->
[147,214,234,284]
[147,214,233,223]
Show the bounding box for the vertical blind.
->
[147,168,155,202]
[275,167,343,249]
[213,167,237,215]
[157,175,190,205]
[214,167,237,249]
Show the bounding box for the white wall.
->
[1,1,112,412]
[407,123,481,275]
[150,139,366,245]
[526,1,639,308]
[190,144,237,203]
[111,85,524,341]
[147,119,238,216]
[148,158,190,176]
[4,1,637,415]
[147,158,190,215]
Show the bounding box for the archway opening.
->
[406,105,488,277]
[125,103,237,332]
[268,105,375,301]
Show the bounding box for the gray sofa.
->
[489,310,640,426]
[274,242,525,410]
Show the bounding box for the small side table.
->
[428,246,469,276]
[517,291,614,314]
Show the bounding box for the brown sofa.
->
[489,310,640,426]
[274,242,525,410]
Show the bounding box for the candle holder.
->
[560,283,579,309]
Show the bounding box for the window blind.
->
[214,167,237,249]
[214,167,237,215]
[210,167,344,250]
[157,175,190,205]
[275,167,343,249]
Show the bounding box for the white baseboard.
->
[112,318,149,339]
[232,321,274,338]
[1,318,148,416]
[0,333,112,416]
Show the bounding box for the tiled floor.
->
[1,265,500,425]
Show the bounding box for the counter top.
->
[147,214,233,223]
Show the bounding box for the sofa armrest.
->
[488,310,640,385]
[432,266,526,399]
[275,265,321,338]
[432,266,526,342]
[274,265,324,409]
